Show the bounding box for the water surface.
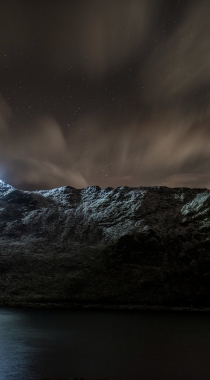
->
[0,308,210,379]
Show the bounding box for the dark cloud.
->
[141,1,210,108]
[53,0,155,77]
[0,0,155,76]
[0,1,210,190]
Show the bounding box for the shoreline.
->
[0,301,210,312]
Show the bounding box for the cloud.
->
[0,108,88,189]
[1,2,210,190]
[0,0,156,77]
[54,0,156,76]
[159,173,206,189]
[0,103,209,189]
[0,95,11,135]
[142,1,210,106]
[12,159,88,190]
[63,112,210,189]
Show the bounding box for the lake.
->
[0,308,210,380]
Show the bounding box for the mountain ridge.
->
[0,181,210,310]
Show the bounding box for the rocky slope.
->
[0,181,210,310]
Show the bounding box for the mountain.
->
[0,181,210,310]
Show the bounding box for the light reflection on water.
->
[0,308,210,380]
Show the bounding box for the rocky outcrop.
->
[0,181,210,310]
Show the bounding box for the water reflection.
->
[0,308,210,379]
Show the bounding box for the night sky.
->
[1,0,210,190]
